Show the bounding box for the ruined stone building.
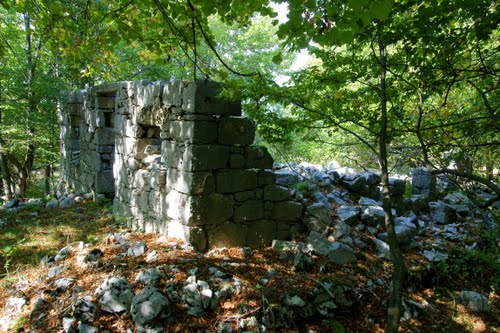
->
[60,80,303,250]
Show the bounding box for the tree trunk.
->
[0,152,13,200]
[44,164,51,195]
[0,66,13,200]
[378,40,405,333]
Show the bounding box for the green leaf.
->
[272,53,283,65]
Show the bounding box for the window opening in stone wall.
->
[95,91,117,195]
[137,125,162,166]
[104,111,113,128]
[69,115,81,165]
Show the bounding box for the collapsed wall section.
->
[60,80,303,250]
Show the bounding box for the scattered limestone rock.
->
[127,241,147,257]
[328,242,356,265]
[131,285,172,333]
[95,277,135,313]
[135,268,163,285]
[460,291,490,312]
[374,239,391,260]
[72,296,97,323]
[46,199,59,209]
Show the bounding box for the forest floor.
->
[0,199,499,333]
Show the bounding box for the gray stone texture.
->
[131,285,172,332]
[60,80,304,250]
[412,168,436,198]
[95,277,135,313]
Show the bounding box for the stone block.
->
[95,128,115,146]
[182,81,241,116]
[412,168,436,197]
[245,146,273,169]
[263,185,290,201]
[229,154,245,169]
[95,170,114,194]
[218,117,255,145]
[97,145,114,154]
[245,220,276,247]
[163,80,183,106]
[169,120,217,144]
[96,96,115,109]
[132,169,151,189]
[163,143,228,171]
[216,170,258,193]
[167,169,215,195]
[182,145,230,171]
[271,201,303,221]
[68,103,83,116]
[167,221,207,251]
[234,190,256,202]
[234,200,264,222]
[258,170,277,185]
[208,223,247,248]
[165,191,233,226]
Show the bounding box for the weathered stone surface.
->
[460,291,490,312]
[374,239,391,260]
[429,200,456,224]
[422,249,448,262]
[170,120,217,144]
[72,296,97,323]
[189,193,234,225]
[96,96,115,109]
[131,285,172,332]
[263,185,290,201]
[245,146,273,169]
[208,223,247,248]
[233,200,264,222]
[61,80,304,250]
[306,203,332,226]
[328,242,356,265]
[302,217,329,234]
[218,117,255,145]
[308,231,331,256]
[412,168,436,198]
[216,170,258,193]
[162,80,183,106]
[246,220,276,247]
[275,171,300,188]
[271,201,303,221]
[167,169,215,195]
[341,172,381,199]
[95,128,115,145]
[258,170,277,185]
[182,80,241,116]
[95,277,134,313]
[183,145,230,172]
[336,206,360,225]
[229,154,245,169]
[360,205,385,226]
[95,170,114,194]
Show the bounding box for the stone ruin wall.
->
[60,80,303,250]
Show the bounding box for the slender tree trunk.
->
[0,70,13,199]
[44,164,51,195]
[378,40,405,333]
[19,12,37,198]
[0,152,13,200]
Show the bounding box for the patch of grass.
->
[0,199,114,278]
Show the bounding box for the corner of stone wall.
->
[61,79,304,251]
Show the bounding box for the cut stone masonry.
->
[60,80,303,250]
